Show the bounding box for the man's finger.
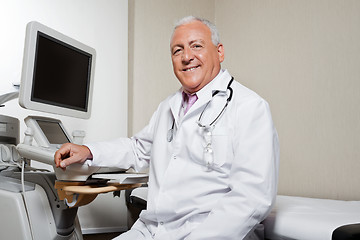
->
[54,146,70,167]
[59,154,79,168]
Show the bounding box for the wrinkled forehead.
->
[170,21,212,48]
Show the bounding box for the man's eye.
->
[192,44,203,49]
[173,49,181,55]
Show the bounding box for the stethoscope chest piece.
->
[167,119,175,142]
[167,128,174,142]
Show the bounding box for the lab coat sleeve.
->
[186,98,279,240]
[85,108,161,172]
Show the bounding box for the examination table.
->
[263,195,360,240]
[126,188,360,239]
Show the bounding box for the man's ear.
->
[217,44,225,63]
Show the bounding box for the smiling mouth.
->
[183,65,200,72]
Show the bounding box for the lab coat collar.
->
[190,69,232,113]
[169,69,232,124]
[196,69,232,101]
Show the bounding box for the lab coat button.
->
[160,222,164,225]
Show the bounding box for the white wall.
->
[0,0,129,233]
[0,0,128,143]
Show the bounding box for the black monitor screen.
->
[37,120,70,144]
[31,32,92,112]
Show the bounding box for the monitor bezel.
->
[19,21,96,119]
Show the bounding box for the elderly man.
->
[55,16,279,240]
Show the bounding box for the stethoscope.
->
[167,77,234,170]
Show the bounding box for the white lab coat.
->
[86,70,279,240]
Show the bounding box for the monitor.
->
[19,21,96,119]
[24,116,71,148]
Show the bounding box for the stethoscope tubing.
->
[197,77,234,127]
[167,77,234,142]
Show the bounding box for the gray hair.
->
[172,16,221,46]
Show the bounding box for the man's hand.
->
[54,143,93,169]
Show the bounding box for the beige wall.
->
[129,0,360,200]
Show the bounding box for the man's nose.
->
[182,48,194,63]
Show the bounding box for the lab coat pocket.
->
[211,127,228,168]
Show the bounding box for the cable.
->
[0,143,51,239]
[20,158,35,240]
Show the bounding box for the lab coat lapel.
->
[168,90,183,127]
[186,91,212,116]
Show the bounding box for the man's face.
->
[170,21,224,94]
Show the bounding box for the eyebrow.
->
[171,39,206,50]
[189,39,205,45]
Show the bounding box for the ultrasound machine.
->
[0,21,144,240]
